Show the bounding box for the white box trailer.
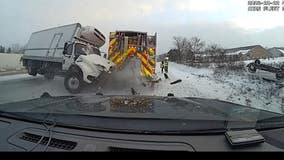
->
[23,23,80,63]
[23,23,105,63]
[22,23,114,93]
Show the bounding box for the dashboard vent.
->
[20,132,77,150]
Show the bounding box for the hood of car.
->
[0,94,280,122]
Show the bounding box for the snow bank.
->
[226,49,250,56]
[0,74,33,82]
[0,53,24,72]
[150,62,233,100]
[148,62,283,114]
[279,49,284,54]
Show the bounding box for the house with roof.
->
[225,45,270,60]
[268,47,284,58]
[157,52,169,62]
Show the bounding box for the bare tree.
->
[185,37,205,63]
[189,37,205,54]
[205,44,224,62]
[206,44,223,54]
[10,43,24,54]
[173,36,188,53]
[173,36,190,63]
[173,36,206,63]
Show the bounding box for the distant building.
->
[225,45,270,60]
[157,53,168,62]
[268,47,284,58]
[167,49,181,62]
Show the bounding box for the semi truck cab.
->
[62,40,114,92]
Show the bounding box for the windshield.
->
[75,43,101,56]
[0,0,284,134]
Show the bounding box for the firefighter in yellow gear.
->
[164,57,169,73]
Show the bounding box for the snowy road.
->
[0,62,283,114]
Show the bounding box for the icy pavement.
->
[0,74,35,82]
[0,74,70,104]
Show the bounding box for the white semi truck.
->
[22,23,115,93]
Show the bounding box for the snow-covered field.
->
[147,62,284,114]
[0,53,24,72]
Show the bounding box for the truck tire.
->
[276,72,284,80]
[247,63,257,73]
[64,72,83,94]
[27,65,37,76]
[44,72,55,80]
[255,59,261,65]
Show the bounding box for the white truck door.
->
[63,43,75,71]
[47,33,63,57]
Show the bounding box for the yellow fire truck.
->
[108,31,157,79]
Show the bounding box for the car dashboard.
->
[0,117,284,152]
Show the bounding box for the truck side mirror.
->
[64,42,68,50]
[63,42,68,55]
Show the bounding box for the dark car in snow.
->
[247,59,284,80]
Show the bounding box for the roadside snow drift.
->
[0,53,24,72]
[147,62,283,114]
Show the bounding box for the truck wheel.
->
[255,59,261,65]
[44,72,55,80]
[64,72,83,94]
[247,63,257,73]
[27,65,37,76]
[276,72,284,80]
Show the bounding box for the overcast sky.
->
[0,0,284,54]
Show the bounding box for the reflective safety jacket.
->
[160,62,164,68]
[164,61,168,67]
